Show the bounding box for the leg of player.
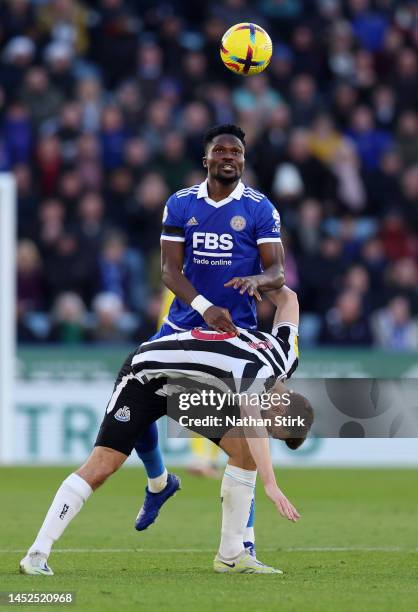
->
[214,436,282,574]
[134,423,180,531]
[19,446,126,576]
[133,325,181,531]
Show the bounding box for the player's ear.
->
[202,156,207,168]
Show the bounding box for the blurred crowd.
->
[2,0,418,349]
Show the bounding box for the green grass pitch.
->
[1,467,417,611]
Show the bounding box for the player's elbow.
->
[275,271,285,289]
[269,267,285,289]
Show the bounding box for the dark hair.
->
[284,393,314,449]
[203,124,246,151]
[268,391,314,449]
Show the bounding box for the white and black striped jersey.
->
[131,323,299,395]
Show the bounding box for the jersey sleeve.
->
[255,197,282,245]
[272,324,299,380]
[161,194,185,242]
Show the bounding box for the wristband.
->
[190,295,213,317]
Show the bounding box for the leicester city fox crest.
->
[230,215,246,231]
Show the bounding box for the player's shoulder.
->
[242,184,268,203]
[174,184,200,199]
[242,185,276,213]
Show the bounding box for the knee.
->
[76,448,123,490]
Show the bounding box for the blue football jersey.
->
[161,180,281,330]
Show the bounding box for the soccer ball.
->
[220,22,273,76]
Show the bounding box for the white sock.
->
[219,464,257,560]
[148,468,168,493]
[29,473,92,557]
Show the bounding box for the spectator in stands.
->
[396,111,418,167]
[3,102,31,166]
[0,36,35,100]
[126,173,168,257]
[360,237,386,295]
[36,135,61,197]
[43,233,95,307]
[74,191,108,255]
[293,198,322,256]
[14,162,37,234]
[331,140,366,212]
[393,47,418,112]
[346,105,392,172]
[76,76,103,133]
[289,73,321,127]
[35,198,66,256]
[298,236,345,313]
[17,240,44,313]
[372,296,418,350]
[89,292,131,344]
[320,289,373,346]
[43,41,75,98]
[384,258,418,314]
[366,148,402,215]
[379,212,417,261]
[155,132,193,193]
[75,133,103,191]
[48,292,88,344]
[97,231,147,313]
[398,165,418,233]
[282,128,336,201]
[55,101,83,165]
[100,105,130,171]
[308,114,344,166]
[20,66,63,129]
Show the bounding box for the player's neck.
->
[207,177,240,202]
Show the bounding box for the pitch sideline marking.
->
[3,547,418,553]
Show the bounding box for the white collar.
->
[197,179,245,208]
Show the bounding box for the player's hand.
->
[264,482,300,522]
[224,276,262,301]
[203,306,238,335]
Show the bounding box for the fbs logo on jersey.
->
[193,232,233,251]
[114,406,131,422]
[187,216,199,226]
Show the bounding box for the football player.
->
[20,287,313,576]
[134,124,285,558]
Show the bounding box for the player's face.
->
[204,135,245,184]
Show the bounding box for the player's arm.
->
[224,242,284,300]
[267,285,299,328]
[237,398,300,522]
[267,286,299,379]
[161,240,237,334]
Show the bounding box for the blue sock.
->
[134,422,165,479]
[244,496,255,544]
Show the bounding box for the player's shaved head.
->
[203,124,246,152]
[203,124,245,185]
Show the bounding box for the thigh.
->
[95,374,166,456]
